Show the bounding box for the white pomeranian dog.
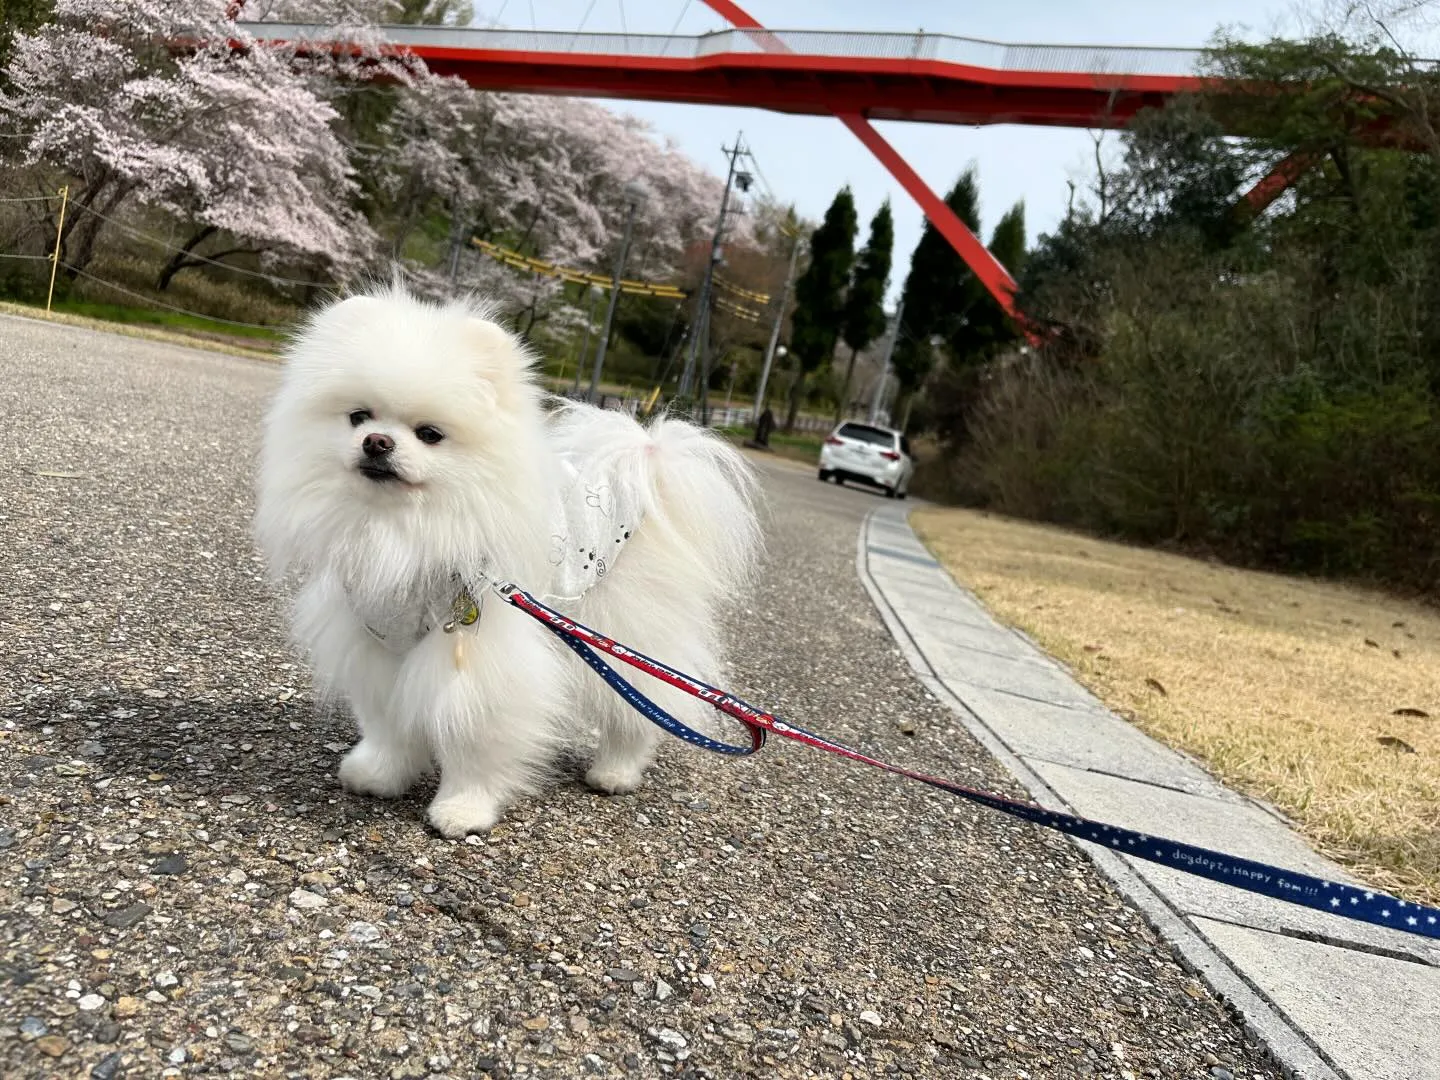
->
[253,283,761,836]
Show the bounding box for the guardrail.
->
[240,22,1211,78]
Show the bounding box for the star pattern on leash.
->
[495,583,1440,944]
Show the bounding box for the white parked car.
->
[817,421,914,498]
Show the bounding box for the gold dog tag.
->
[445,587,480,671]
[443,588,480,633]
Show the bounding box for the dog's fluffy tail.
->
[547,402,763,608]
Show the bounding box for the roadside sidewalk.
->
[857,503,1440,1080]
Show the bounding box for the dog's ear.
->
[461,316,535,413]
[465,316,524,368]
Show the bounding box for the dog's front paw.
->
[584,761,647,796]
[339,738,422,799]
[427,791,504,838]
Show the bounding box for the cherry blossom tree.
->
[0,0,766,335]
[446,92,754,335]
[359,72,481,258]
[154,44,377,288]
[0,0,372,283]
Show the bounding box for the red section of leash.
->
[495,583,1440,941]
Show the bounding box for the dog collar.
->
[353,574,481,650]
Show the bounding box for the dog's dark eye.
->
[348,409,372,427]
[414,425,445,446]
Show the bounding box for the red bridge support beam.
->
[698,0,1022,324]
[1239,150,1318,218]
[838,115,1020,315]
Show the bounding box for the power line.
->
[68,203,339,290]
[659,0,693,55]
[665,0,693,35]
[472,237,687,298]
[714,274,769,304]
[61,263,282,331]
[746,154,781,207]
[713,295,762,322]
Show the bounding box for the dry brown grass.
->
[910,507,1440,905]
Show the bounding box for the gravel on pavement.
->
[1,315,1282,1079]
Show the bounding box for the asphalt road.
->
[0,316,1281,1080]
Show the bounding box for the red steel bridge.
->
[248,24,1208,126]
[238,1,1282,324]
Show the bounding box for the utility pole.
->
[680,133,748,398]
[655,323,690,390]
[588,182,645,402]
[447,216,466,286]
[868,297,904,425]
[752,229,801,421]
[697,300,714,425]
[573,285,600,394]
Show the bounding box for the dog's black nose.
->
[362,432,395,458]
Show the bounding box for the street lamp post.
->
[588,180,645,403]
[573,284,600,394]
[753,230,801,423]
[867,298,904,425]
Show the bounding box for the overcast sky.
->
[468,1,1318,303]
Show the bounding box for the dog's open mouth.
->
[357,462,404,484]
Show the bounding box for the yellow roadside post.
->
[46,185,69,313]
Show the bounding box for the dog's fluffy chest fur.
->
[343,451,645,652]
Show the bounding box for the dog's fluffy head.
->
[254,284,552,599]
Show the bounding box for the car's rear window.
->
[836,423,895,447]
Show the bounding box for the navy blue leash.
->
[500,583,1440,942]
[551,622,764,757]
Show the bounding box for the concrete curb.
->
[854,505,1361,1080]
